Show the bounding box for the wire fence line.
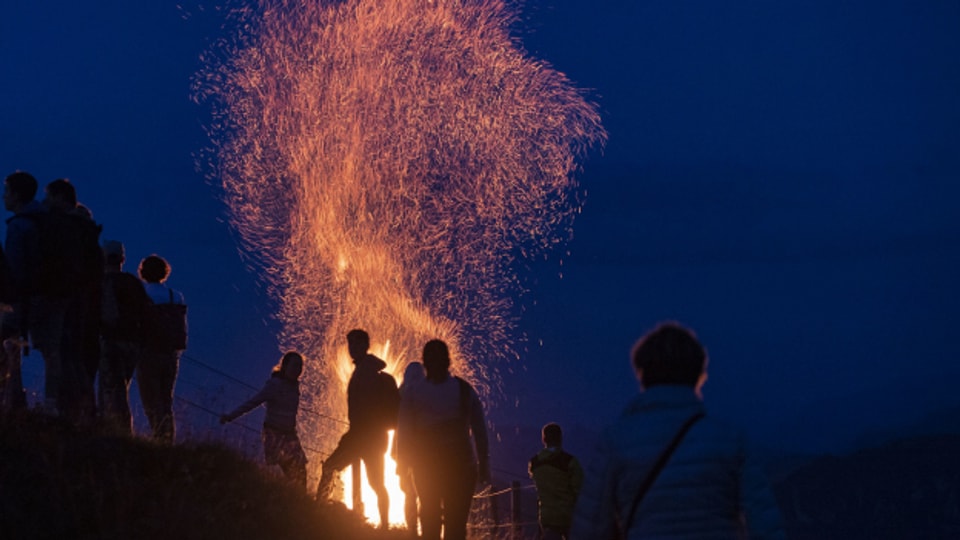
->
[20,352,537,478]
[180,353,350,427]
[21,352,537,483]
[18,354,547,537]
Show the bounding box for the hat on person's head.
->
[102,240,125,261]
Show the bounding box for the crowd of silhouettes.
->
[0,169,788,538]
[217,329,493,540]
[0,170,188,443]
[301,324,785,539]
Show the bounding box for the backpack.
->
[422,377,474,458]
[377,371,401,430]
[27,210,102,298]
[530,449,575,473]
[143,288,187,351]
[101,272,149,341]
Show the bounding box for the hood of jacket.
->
[354,353,387,373]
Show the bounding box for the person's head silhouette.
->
[422,339,450,383]
[631,322,708,393]
[346,328,370,362]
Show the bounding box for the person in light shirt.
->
[397,339,489,540]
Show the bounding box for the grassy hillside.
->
[774,433,960,539]
[0,410,406,540]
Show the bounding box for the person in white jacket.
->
[569,322,785,539]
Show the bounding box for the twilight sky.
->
[2,0,958,457]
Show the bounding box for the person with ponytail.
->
[221,351,308,490]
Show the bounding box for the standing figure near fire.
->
[396,361,426,536]
[568,322,785,539]
[98,240,150,435]
[529,422,583,540]
[221,351,308,489]
[137,254,187,443]
[316,329,399,529]
[398,339,489,540]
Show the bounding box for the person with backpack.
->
[529,423,583,540]
[220,351,308,490]
[137,254,187,443]
[397,339,489,540]
[42,179,103,426]
[316,328,399,530]
[98,240,150,435]
[568,322,785,540]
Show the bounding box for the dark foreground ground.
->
[2,409,960,540]
[0,410,406,540]
[772,431,960,540]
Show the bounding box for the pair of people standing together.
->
[222,329,489,540]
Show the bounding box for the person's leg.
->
[362,433,390,528]
[441,462,477,540]
[116,341,139,432]
[30,296,65,414]
[98,339,127,433]
[282,454,308,491]
[0,332,26,413]
[275,432,308,492]
[414,466,442,540]
[400,471,419,536]
[136,349,164,438]
[317,431,356,500]
[60,294,96,425]
[153,351,179,443]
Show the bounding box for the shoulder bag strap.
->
[621,412,705,535]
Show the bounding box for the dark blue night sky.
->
[2,1,958,457]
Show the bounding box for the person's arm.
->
[570,455,585,497]
[739,436,787,540]
[220,379,273,424]
[5,217,40,296]
[468,385,490,482]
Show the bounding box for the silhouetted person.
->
[569,322,785,539]
[396,361,426,536]
[3,171,55,412]
[43,178,103,425]
[529,423,583,540]
[98,240,150,435]
[221,351,308,490]
[137,254,187,443]
[0,242,26,415]
[317,329,399,529]
[397,339,489,540]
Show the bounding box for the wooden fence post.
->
[511,480,522,540]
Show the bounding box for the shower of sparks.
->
[196,0,605,525]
